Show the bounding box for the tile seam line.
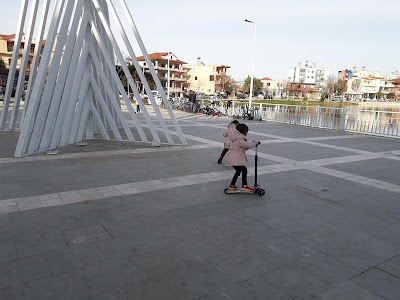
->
[0,165,303,214]
[179,119,397,156]
[2,162,400,215]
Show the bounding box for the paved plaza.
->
[0,108,400,299]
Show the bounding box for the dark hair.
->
[236,123,248,135]
[229,120,239,127]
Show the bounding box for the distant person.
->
[188,91,197,113]
[218,120,239,164]
[225,123,260,191]
[136,99,141,114]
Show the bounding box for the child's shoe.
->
[241,185,254,191]
[228,184,238,189]
[217,159,222,164]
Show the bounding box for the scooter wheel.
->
[224,188,229,194]
[257,189,265,196]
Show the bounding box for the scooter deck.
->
[224,188,256,194]
[224,187,265,196]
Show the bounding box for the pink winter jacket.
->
[223,123,237,149]
[225,129,258,166]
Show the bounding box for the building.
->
[0,33,45,89]
[340,69,396,101]
[0,33,43,73]
[286,61,329,98]
[185,59,230,96]
[137,52,187,98]
[261,77,286,98]
[390,78,400,101]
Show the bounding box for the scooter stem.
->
[254,144,258,188]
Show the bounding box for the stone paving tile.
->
[22,270,92,300]
[129,246,187,277]
[376,255,400,278]
[0,204,19,214]
[0,242,18,264]
[123,260,234,300]
[260,264,332,299]
[322,231,398,272]
[15,196,42,211]
[85,288,126,300]
[0,213,10,226]
[0,285,25,300]
[40,198,65,207]
[317,281,385,300]
[61,224,112,247]
[9,208,79,232]
[258,235,322,269]
[94,236,151,262]
[81,258,144,294]
[209,245,275,282]
[78,188,104,200]
[351,268,400,300]
[38,193,61,201]
[59,190,85,203]
[15,230,68,258]
[294,252,360,285]
[0,199,17,207]
[205,276,292,300]
[0,255,52,289]
[45,244,104,275]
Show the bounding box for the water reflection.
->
[259,103,400,137]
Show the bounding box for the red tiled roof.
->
[136,52,187,64]
[390,78,400,85]
[0,34,16,40]
[261,77,272,81]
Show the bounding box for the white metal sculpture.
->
[0,0,187,157]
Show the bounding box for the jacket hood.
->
[227,129,246,142]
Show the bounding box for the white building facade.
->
[137,52,187,97]
[261,77,286,98]
[287,62,329,98]
[185,62,230,96]
[341,69,397,101]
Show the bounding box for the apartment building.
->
[261,77,286,98]
[340,69,396,101]
[185,61,230,96]
[0,33,44,89]
[287,62,329,98]
[137,52,187,97]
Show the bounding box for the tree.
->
[241,76,263,96]
[387,92,395,99]
[215,73,236,95]
[335,79,347,94]
[324,76,336,100]
[116,60,156,94]
[0,58,5,68]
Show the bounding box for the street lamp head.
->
[245,19,255,23]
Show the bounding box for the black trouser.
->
[231,166,247,186]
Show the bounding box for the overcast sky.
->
[3,0,400,81]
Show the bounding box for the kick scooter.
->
[224,143,265,196]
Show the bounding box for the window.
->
[161,64,165,68]
[143,62,146,66]
[209,75,214,81]
[195,76,198,80]
[267,83,270,86]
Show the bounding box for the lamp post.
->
[167,52,170,99]
[245,19,256,108]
